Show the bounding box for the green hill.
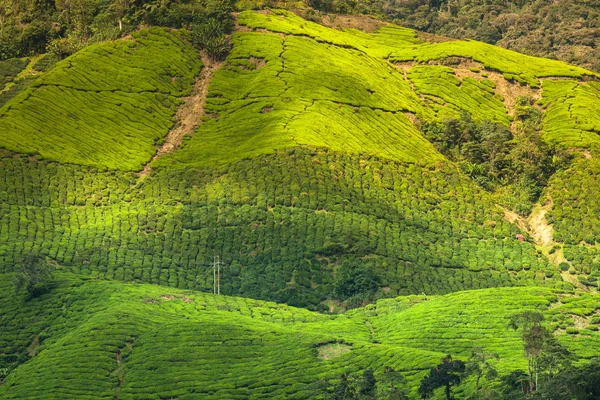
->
[1,273,599,399]
[1,7,600,398]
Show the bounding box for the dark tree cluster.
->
[420,98,571,215]
[0,0,234,61]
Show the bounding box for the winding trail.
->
[139,53,223,177]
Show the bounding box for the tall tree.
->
[465,347,499,394]
[508,311,546,393]
[419,355,466,400]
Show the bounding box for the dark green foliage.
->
[0,75,37,109]
[0,58,29,90]
[359,369,377,399]
[499,370,531,399]
[12,254,53,297]
[0,149,557,308]
[421,99,571,215]
[418,355,466,400]
[465,347,499,394]
[378,367,410,400]
[507,311,573,394]
[537,358,600,400]
[192,17,232,60]
[333,261,380,305]
[420,112,513,191]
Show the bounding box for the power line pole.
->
[212,255,223,295]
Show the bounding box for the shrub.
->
[13,255,54,297]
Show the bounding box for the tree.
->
[419,355,466,400]
[465,347,499,395]
[538,336,574,380]
[333,260,380,305]
[108,0,133,31]
[358,369,377,399]
[378,366,410,400]
[13,254,53,297]
[508,311,546,393]
[331,373,357,400]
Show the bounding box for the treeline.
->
[304,0,600,73]
[0,0,234,60]
[419,97,572,215]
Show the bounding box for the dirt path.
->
[500,198,589,291]
[139,53,223,177]
[528,201,554,247]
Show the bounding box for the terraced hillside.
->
[1,8,600,398]
[1,273,599,399]
[1,10,599,310]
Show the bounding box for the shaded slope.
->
[0,150,560,308]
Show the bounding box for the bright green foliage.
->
[394,41,596,87]
[407,65,510,124]
[238,9,421,59]
[160,31,439,167]
[540,80,600,148]
[1,274,599,398]
[239,9,597,88]
[0,28,202,171]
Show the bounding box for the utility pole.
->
[212,255,223,295]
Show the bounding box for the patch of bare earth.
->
[317,342,352,360]
[139,53,223,177]
[529,201,554,247]
[319,14,384,32]
[500,198,589,291]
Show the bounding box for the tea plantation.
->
[1,7,600,399]
[1,273,599,399]
[0,28,201,171]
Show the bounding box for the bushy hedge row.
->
[0,149,558,308]
[407,65,510,125]
[546,156,600,246]
[239,9,598,87]
[540,80,600,149]
[0,28,202,171]
[0,58,29,91]
[1,274,599,398]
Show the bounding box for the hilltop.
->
[0,6,600,398]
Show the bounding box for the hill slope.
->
[1,273,599,398]
[1,9,600,396]
[1,10,600,309]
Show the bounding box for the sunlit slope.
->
[214,9,600,150]
[0,28,201,171]
[1,274,599,399]
[158,31,442,167]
